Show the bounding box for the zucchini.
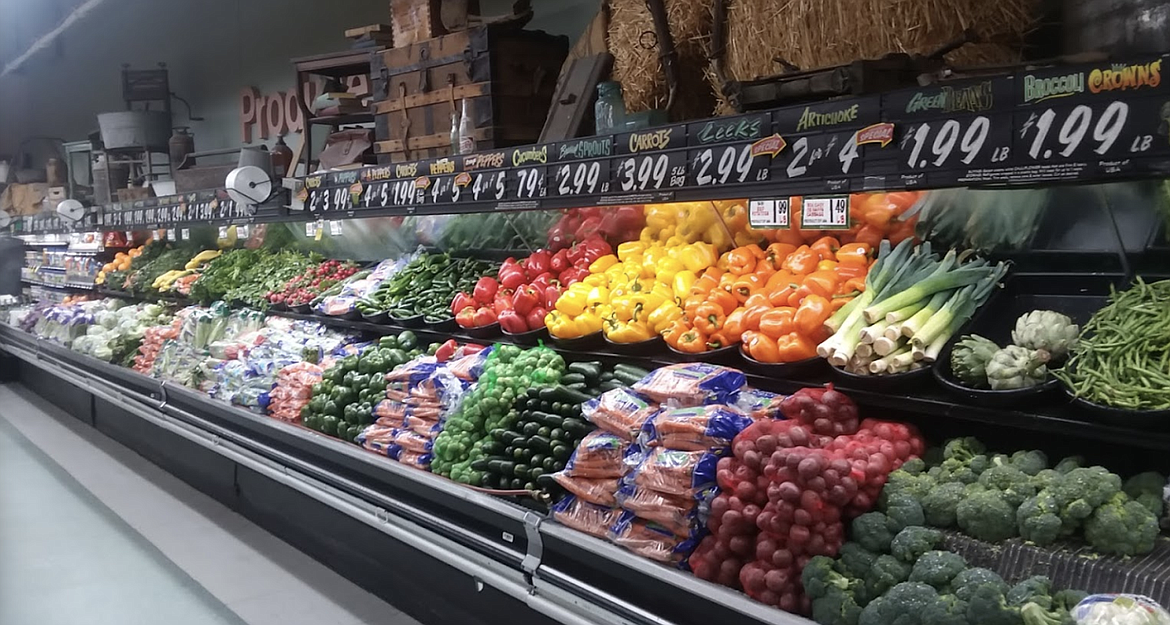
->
[529,467,545,480]
[560,373,587,386]
[498,460,516,477]
[567,361,602,380]
[539,385,594,404]
[543,455,560,471]
[599,371,616,382]
[522,421,541,436]
[511,477,525,490]
[528,435,552,454]
[487,459,505,474]
[530,454,546,468]
[562,418,593,438]
[537,426,551,439]
[566,382,588,392]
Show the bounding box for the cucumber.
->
[529,467,545,480]
[614,363,650,378]
[566,382,588,392]
[537,426,551,439]
[514,464,531,480]
[567,361,602,380]
[550,428,567,442]
[528,435,552,454]
[470,458,490,472]
[489,428,509,442]
[487,458,505,474]
[562,418,593,438]
[499,431,523,445]
[599,380,627,392]
[530,454,546,468]
[498,460,516,477]
[528,410,566,429]
[611,370,644,385]
[482,441,504,456]
[535,473,558,490]
[599,371,616,382]
[511,478,525,490]
[522,421,541,436]
[543,455,560,471]
[538,385,594,405]
[560,373,587,386]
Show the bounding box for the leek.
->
[860,318,892,344]
[884,322,905,341]
[900,290,954,338]
[870,344,914,374]
[856,343,874,358]
[863,259,991,323]
[873,334,901,356]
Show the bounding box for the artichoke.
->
[986,345,1050,390]
[1011,310,1079,361]
[951,334,1000,388]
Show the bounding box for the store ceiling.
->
[0,0,101,75]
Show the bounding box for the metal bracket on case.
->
[521,511,543,576]
[157,380,170,411]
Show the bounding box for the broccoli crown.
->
[1053,456,1084,474]
[908,550,968,590]
[883,470,935,506]
[1052,588,1088,612]
[1032,469,1061,492]
[804,556,858,600]
[901,457,926,475]
[859,582,940,625]
[966,585,1024,625]
[890,526,943,563]
[852,511,897,553]
[957,490,1019,542]
[1049,466,1122,515]
[836,542,880,580]
[1009,450,1049,476]
[1006,575,1052,609]
[922,593,969,625]
[952,567,1008,602]
[968,454,991,476]
[885,493,926,532]
[1016,492,1063,546]
[943,437,986,462]
[1019,601,1064,625]
[938,457,980,485]
[923,482,967,528]
[1084,492,1159,556]
[1124,471,1166,517]
[979,465,1037,507]
[865,554,912,598]
[811,586,864,625]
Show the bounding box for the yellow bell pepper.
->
[644,204,675,230]
[586,285,610,309]
[575,311,604,335]
[654,257,684,283]
[604,261,628,280]
[589,254,619,273]
[554,288,588,316]
[616,241,647,262]
[704,223,733,250]
[583,273,608,287]
[610,295,638,321]
[734,231,762,247]
[679,243,718,273]
[605,318,654,343]
[545,310,582,338]
[640,227,656,242]
[672,270,698,297]
[647,301,684,333]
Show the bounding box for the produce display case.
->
[5,53,1170,625]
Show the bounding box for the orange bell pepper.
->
[864,206,895,229]
[743,292,770,310]
[690,267,723,295]
[839,276,867,295]
[707,332,732,350]
[830,294,854,311]
[707,288,739,315]
[888,219,917,245]
[782,245,819,275]
[731,274,763,303]
[675,328,708,354]
[744,331,781,363]
[759,307,796,339]
[723,309,746,343]
[662,319,689,348]
[693,302,726,334]
[764,269,796,293]
[763,243,797,271]
[794,294,832,336]
[853,224,884,248]
[817,259,839,272]
[835,264,868,282]
[743,304,770,332]
[683,294,705,320]
[725,246,758,275]
[769,281,799,308]
[776,332,818,361]
[810,236,841,259]
[835,242,872,266]
[801,270,840,300]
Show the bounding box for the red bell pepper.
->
[493,288,514,315]
[455,306,478,328]
[498,260,526,290]
[530,272,553,290]
[526,306,548,331]
[543,283,564,309]
[523,249,551,277]
[472,277,498,305]
[451,292,476,316]
[574,215,603,242]
[579,235,613,264]
[550,248,570,274]
[559,266,589,286]
[511,285,541,315]
[434,339,459,362]
[472,306,498,327]
[498,309,528,334]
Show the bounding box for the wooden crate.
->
[370,25,568,162]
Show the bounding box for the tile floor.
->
[0,383,421,625]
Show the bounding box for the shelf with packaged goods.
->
[21,278,96,291]
[0,324,816,625]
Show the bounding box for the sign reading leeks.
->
[290,54,1170,218]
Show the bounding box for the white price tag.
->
[237,225,250,239]
[218,226,228,239]
[125,231,133,241]
[152,230,161,241]
[748,198,790,229]
[329,220,342,236]
[800,196,850,230]
[166,229,176,241]
[305,221,316,237]
[181,229,190,241]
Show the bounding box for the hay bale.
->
[712,0,1039,112]
[608,0,715,121]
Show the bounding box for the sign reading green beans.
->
[1054,278,1170,411]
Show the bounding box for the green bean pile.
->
[1054,278,1170,410]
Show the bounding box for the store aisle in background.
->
[0,383,421,625]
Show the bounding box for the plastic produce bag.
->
[563,431,631,478]
[641,405,753,451]
[581,388,659,440]
[552,473,621,507]
[628,448,719,497]
[615,483,715,537]
[632,363,746,407]
[551,495,621,539]
[608,511,701,565]
[1072,594,1170,625]
[730,388,785,420]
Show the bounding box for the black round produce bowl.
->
[388,312,426,328]
[667,342,742,365]
[463,322,501,339]
[739,347,826,379]
[361,310,390,325]
[428,317,458,332]
[603,334,665,356]
[549,330,605,351]
[1062,385,1170,429]
[502,325,549,346]
[291,303,312,314]
[932,341,1062,408]
[829,362,931,393]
